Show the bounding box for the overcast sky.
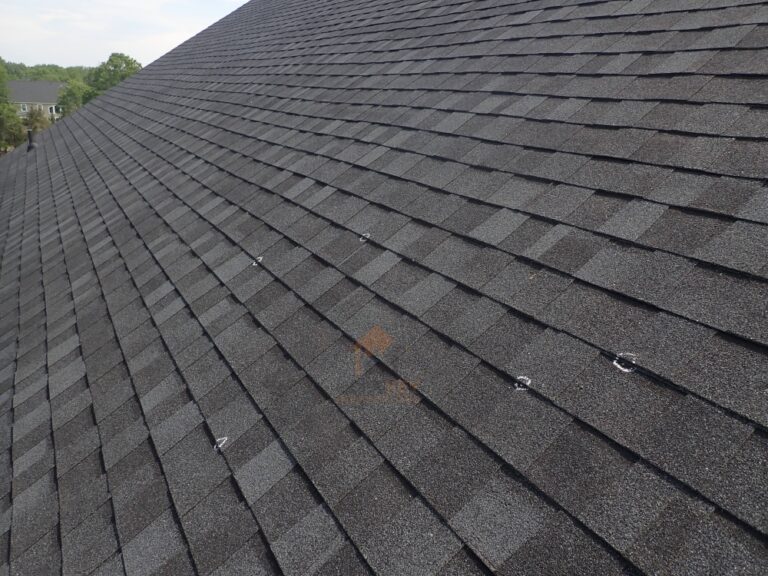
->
[0,0,245,67]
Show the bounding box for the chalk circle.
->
[514,376,531,390]
[613,352,638,373]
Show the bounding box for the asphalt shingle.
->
[0,0,766,573]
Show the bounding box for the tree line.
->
[0,53,142,151]
[3,60,90,83]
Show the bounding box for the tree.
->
[86,53,141,92]
[25,106,50,132]
[0,59,24,151]
[0,57,90,83]
[0,103,25,151]
[4,52,142,121]
[57,79,96,116]
[56,53,141,118]
[0,59,9,103]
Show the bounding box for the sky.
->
[0,0,245,68]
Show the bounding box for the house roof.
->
[0,0,767,574]
[6,80,64,105]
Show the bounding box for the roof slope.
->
[7,80,64,104]
[1,0,767,574]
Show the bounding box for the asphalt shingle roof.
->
[7,81,64,105]
[1,0,767,574]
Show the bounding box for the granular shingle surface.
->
[1,0,767,574]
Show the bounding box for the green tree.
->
[86,53,141,92]
[57,79,96,116]
[0,103,25,151]
[0,57,90,83]
[0,59,9,103]
[0,58,24,151]
[25,106,50,132]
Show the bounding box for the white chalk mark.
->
[613,352,638,373]
[359,233,371,242]
[252,256,263,266]
[214,437,228,452]
[513,376,530,390]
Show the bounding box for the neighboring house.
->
[7,80,64,120]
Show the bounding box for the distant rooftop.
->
[7,79,63,104]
